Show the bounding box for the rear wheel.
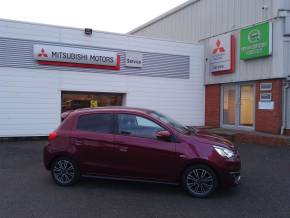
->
[51,157,79,186]
[182,164,218,198]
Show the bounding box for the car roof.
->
[70,106,154,116]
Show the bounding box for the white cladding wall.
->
[131,0,277,42]
[285,1,290,9]
[0,20,204,137]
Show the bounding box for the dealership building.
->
[1,0,290,138]
[0,19,204,137]
[130,0,290,135]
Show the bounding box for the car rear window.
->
[76,113,114,133]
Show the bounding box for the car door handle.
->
[119,146,128,152]
[120,131,131,135]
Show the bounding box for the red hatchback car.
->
[44,107,241,198]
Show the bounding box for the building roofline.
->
[128,0,201,34]
[0,17,199,46]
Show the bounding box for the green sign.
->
[240,22,272,60]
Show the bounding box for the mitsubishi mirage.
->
[44,107,241,198]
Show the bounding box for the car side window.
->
[77,113,114,133]
[117,114,164,139]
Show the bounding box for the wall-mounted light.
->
[84,28,93,35]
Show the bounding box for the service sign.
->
[33,45,120,70]
[209,33,235,74]
[240,22,272,60]
[125,52,143,68]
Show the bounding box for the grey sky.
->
[0,0,187,33]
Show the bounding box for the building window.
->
[62,91,124,113]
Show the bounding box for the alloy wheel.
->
[52,159,75,185]
[186,168,214,196]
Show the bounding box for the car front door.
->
[114,113,180,182]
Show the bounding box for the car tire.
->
[182,164,218,198]
[51,157,79,186]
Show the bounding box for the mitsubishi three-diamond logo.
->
[212,39,225,54]
[38,48,48,57]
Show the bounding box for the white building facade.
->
[130,0,290,135]
[0,19,204,137]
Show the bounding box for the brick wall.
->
[255,79,283,134]
[205,84,220,127]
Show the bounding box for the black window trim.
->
[74,111,180,142]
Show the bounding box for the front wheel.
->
[51,157,79,186]
[182,164,218,198]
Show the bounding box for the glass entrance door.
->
[222,84,255,129]
[239,85,254,127]
[223,85,236,126]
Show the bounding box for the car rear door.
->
[114,113,180,182]
[70,112,119,175]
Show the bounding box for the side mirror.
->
[156,130,172,140]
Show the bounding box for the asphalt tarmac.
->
[0,140,289,218]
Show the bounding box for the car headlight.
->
[213,145,234,159]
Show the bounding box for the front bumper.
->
[230,171,241,185]
[218,160,241,188]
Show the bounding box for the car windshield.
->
[149,111,195,135]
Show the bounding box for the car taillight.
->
[48,131,58,141]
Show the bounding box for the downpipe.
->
[280,80,290,135]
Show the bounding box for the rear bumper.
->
[43,143,52,170]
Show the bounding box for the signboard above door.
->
[240,22,273,60]
[125,52,143,68]
[209,33,235,75]
[33,44,120,70]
